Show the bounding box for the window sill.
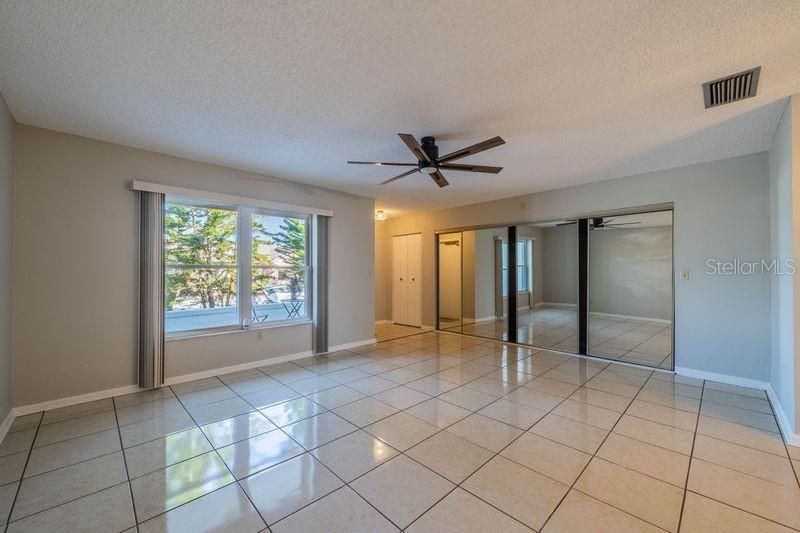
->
[166,319,312,341]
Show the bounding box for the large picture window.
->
[164,201,309,335]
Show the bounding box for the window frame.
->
[516,240,529,292]
[245,208,312,329]
[501,239,531,296]
[164,199,312,339]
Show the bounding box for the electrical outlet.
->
[680,270,689,281]
[257,331,264,342]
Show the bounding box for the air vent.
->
[703,67,761,109]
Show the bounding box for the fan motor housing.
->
[420,136,439,161]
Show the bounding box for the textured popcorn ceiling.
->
[1,1,799,215]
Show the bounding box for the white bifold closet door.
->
[393,233,421,327]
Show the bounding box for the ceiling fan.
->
[347,133,505,188]
[556,217,642,229]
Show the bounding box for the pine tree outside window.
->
[164,200,310,335]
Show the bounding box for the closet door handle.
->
[411,278,415,281]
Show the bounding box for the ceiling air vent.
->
[703,66,761,109]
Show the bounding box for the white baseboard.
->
[536,302,577,308]
[9,343,367,419]
[590,311,671,324]
[327,338,376,352]
[675,366,798,445]
[674,366,770,391]
[165,349,314,386]
[0,409,15,446]
[766,385,800,446]
[463,316,497,324]
[12,383,141,417]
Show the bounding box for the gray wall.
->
[0,94,12,423]
[472,228,506,320]
[461,231,476,320]
[589,225,673,320]
[12,126,375,406]
[382,152,772,381]
[374,221,390,322]
[541,225,578,305]
[769,96,798,435]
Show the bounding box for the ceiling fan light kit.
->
[347,133,505,188]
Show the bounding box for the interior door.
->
[392,235,408,325]
[406,233,422,327]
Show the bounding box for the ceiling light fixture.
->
[419,165,437,174]
[375,209,388,221]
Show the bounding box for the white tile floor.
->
[444,305,674,369]
[0,331,797,532]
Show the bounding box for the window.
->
[501,240,530,296]
[251,214,308,324]
[517,240,529,291]
[164,201,309,335]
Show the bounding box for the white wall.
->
[769,96,799,437]
[12,126,375,407]
[0,94,12,423]
[541,225,578,305]
[589,225,673,320]
[381,152,772,381]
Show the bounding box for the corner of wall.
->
[0,90,14,430]
[768,94,799,438]
[374,219,390,322]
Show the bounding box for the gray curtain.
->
[313,215,330,353]
[138,191,165,388]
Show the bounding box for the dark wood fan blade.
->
[398,133,430,162]
[430,170,449,188]
[438,136,505,163]
[347,161,417,167]
[440,163,502,174]
[380,168,417,185]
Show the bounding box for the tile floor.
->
[444,305,673,369]
[0,331,797,532]
[375,322,425,342]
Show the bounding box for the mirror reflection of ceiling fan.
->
[347,133,505,188]
[556,217,642,229]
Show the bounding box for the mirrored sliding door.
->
[438,232,463,333]
[459,228,509,342]
[587,211,674,369]
[435,208,674,370]
[515,221,578,351]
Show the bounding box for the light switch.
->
[680,270,689,281]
